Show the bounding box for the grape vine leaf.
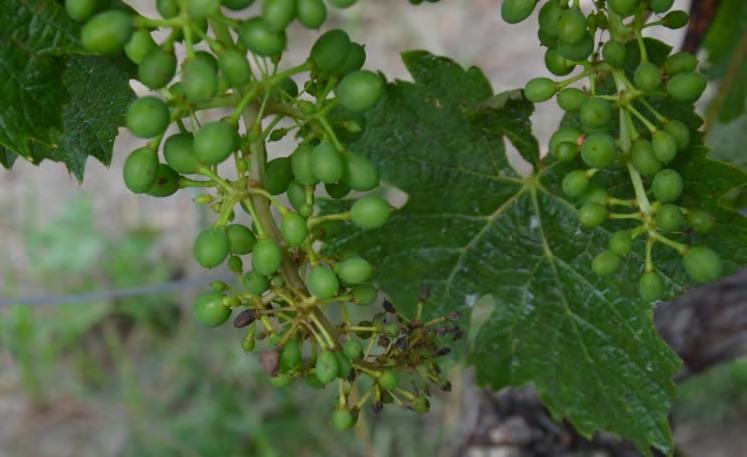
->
[0,0,135,180]
[324,51,747,455]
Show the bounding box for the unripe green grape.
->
[308,266,340,299]
[325,182,350,199]
[243,271,269,294]
[608,0,640,17]
[655,204,684,233]
[630,139,662,176]
[239,17,287,56]
[651,0,675,13]
[412,397,431,414]
[581,132,617,169]
[65,0,98,22]
[265,157,293,195]
[311,142,344,183]
[146,164,179,197]
[332,408,356,431]
[344,152,379,191]
[557,32,594,60]
[501,0,537,24]
[334,42,367,77]
[194,120,238,165]
[592,250,621,276]
[652,130,677,163]
[538,1,563,38]
[602,40,626,68]
[550,127,583,155]
[126,97,170,138]
[252,239,282,276]
[544,49,575,76]
[194,228,230,268]
[310,29,351,73]
[553,142,578,162]
[185,0,220,19]
[226,224,256,255]
[351,196,391,230]
[262,0,296,32]
[334,256,372,285]
[378,370,399,390]
[652,169,683,203]
[222,0,255,11]
[639,272,664,301]
[579,98,612,129]
[328,0,357,7]
[163,133,199,174]
[335,351,352,378]
[687,209,715,234]
[81,10,133,55]
[683,246,722,283]
[193,291,230,327]
[352,284,377,305]
[579,185,608,205]
[663,120,690,151]
[157,0,179,17]
[524,77,556,103]
[561,170,589,197]
[578,202,608,228]
[139,48,177,89]
[315,350,339,385]
[291,144,318,186]
[227,255,243,273]
[270,373,293,388]
[242,336,256,352]
[663,52,698,75]
[218,48,252,87]
[287,181,307,212]
[609,230,632,256]
[123,147,159,193]
[182,57,218,103]
[296,0,327,29]
[124,30,156,65]
[279,339,302,371]
[634,62,662,93]
[662,10,689,29]
[343,339,363,360]
[281,212,308,247]
[666,72,707,103]
[558,8,587,44]
[336,70,385,112]
[557,88,587,112]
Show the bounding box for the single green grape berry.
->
[652,130,678,163]
[655,204,684,233]
[157,0,179,17]
[227,255,243,273]
[218,48,252,87]
[662,10,689,29]
[186,0,220,18]
[311,142,344,183]
[194,228,230,268]
[335,351,352,379]
[351,196,391,230]
[243,271,269,295]
[65,0,98,22]
[554,142,579,162]
[651,0,675,13]
[308,266,340,299]
[550,128,583,155]
[139,48,177,89]
[265,157,293,195]
[310,29,351,73]
[296,0,326,29]
[126,97,170,138]
[334,42,367,77]
[579,184,608,205]
[334,256,372,285]
[634,62,662,93]
[262,0,296,32]
[287,181,307,212]
[667,71,707,104]
[252,239,282,276]
[281,212,308,247]
[664,51,698,75]
[352,284,377,305]
[163,133,199,174]
[639,272,665,301]
[609,230,632,256]
[378,370,399,390]
[683,246,722,283]
[501,0,537,24]
[242,336,256,352]
[270,373,294,388]
[592,250,621,276]
[290,144,318,186]
[557,88,587,112]
[652,169,684,203]
[124,29,156,64]
[146,164,179,197]
[561,170,589,197]
[343,339,363,361]
[325,182,350,199]
[544,49,575,76]
[194,120,239,165]
[222,0,255,11]
[663,119,690,151]
[412,397,431,414]
[687,209,715,234]
[123,147,159,193]
[328,0,357,7]
[299,203,313,218]
[81,10,133,54]
[538,1,563,37]
[602,40,626,68]
[557,32,594,61]
[315,350,339,385]
[608,0,640,17]
[279,339,302,371]
[630,139,662,177]
[332,407,356,431]
[344,152,379,191]
[581,132,617,169]
[238,17,287,56]
[578,202,608,228]
[192,291,230,327]
[558,8,587,44]
[226,224,256,255]
[182,57,218,103]
[579,98,612,130]
[336,70,385,112]
[524,77,556,103]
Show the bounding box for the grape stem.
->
[307,212,351,229]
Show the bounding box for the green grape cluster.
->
[502,0,722,301]
[68,0,455,428]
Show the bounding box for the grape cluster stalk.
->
[65,0,455,429]
[503,0,722,301]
